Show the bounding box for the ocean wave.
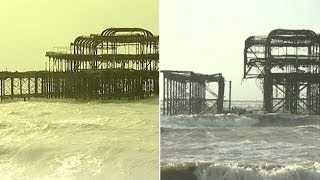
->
[161,114,259,128]
[161,162,320,180]
[161,114,320,129]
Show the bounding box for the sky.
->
[1,0,319,101]
[0,0,158,71]
[160,0,320,100]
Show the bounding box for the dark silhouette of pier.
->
[244,29,320,114]
[0,28,159,101]
[162,70,225,115]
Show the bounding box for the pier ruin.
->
[244,29,320,114]
[162,70,225,115]
[0,28,159,101]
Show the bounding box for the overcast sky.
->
[0,0,158,71]
[1,0,319,100]
[160,0,320,100]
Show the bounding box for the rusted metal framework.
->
[0,28,159,101]
[46,28,159,72]
[162,70,224,115]
[0,70,157,101]
[244,29,320,114]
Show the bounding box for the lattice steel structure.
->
[162,70,225,115]
[244,29,320,114]
[46,28,159,72]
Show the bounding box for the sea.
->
[161,101,320,180]
[0,97,159,180]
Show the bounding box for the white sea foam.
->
[161,114,260,128]
[196,163,320,180]
[0,98,159,180]
[161,113,320,129]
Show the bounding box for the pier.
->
[244,29,320,114]
[0,28,159,101]
[162,70,225,115]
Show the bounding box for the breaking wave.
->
[161,162,320,180]
[161,113,320,129]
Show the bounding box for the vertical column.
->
[174,80,177,115]
[163,74,166,115]
[263,70,273,113]
[0,79,2,101]
[11,78,14,99]
[172,80,174,115]
[48,77,51,98]
[183,82,186,110]
[284,82,290,111]
[318,83,320,114]
[202,81,206,111]
[42,78,46,97]
[264,43,273,113]
[2,79,5,100]
[195,82,199,113]
[20,78,23,100]
[228,81,232,112]
[28,78,31,100]
[217,76,225,113]
[35,78,38,95]
[19,78,22,94]
[306,82,311,113]
[292,82,299,114]
[166,76,169,115]
[179,81,182,113]
[169,79,172,115]
[189,81,192,114]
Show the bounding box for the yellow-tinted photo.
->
[0,0,159,179]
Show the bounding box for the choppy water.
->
[161,101,320,180]
[0,97,159,180]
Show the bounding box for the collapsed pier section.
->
[162,70,225,115]
[244,29,320,114]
